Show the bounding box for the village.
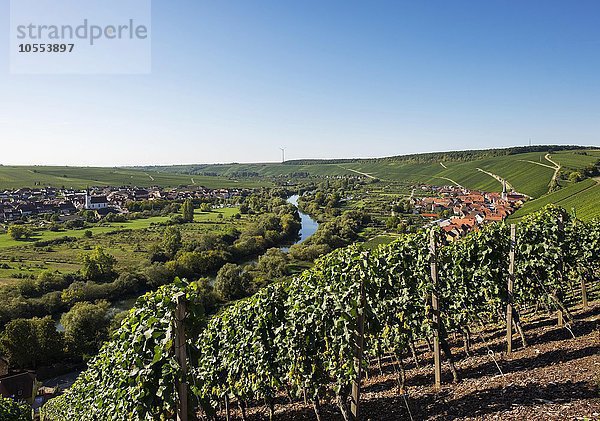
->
[411,182,527,241]
[0,186,251,223]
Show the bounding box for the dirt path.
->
[518,159,556,170]
[434,176,463,188]
[476,168,514,191]
[440,162,448,169]
[341,167,377,180]
[545,154,561,189]
[144,173,155,181]
[474,168,532,199]
[517,154,560,193]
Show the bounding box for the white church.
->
[84,190,109,210]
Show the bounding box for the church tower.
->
[85,188,91,210]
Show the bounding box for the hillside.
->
[138,145,600,200]
[1,146,598,219]
[510,177,600,221]
[0,166,268,189]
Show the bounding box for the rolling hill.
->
[0,166,269,189]
[2,146,598,219]
[140,145,600,198]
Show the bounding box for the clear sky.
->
[1,0,599,166]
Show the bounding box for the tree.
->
[440,209,452,218]
[162,226,182,258]
[256,248,288,279]
[181,199,195,222]
[233,235,267,257]
[199,203,212,212]
[568,171,583,182]
[386,215,401,230]
[0,317,63,369]
[239,203,250,214]
[7,225,32,240]
[214,263,251,301]
[82,210,97,223]
[61,301,111,359]
[81,247,117,282]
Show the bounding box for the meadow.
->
[0,207,245,285]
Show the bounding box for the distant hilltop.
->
[282,145,597,165]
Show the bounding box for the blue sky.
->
[1,0,599,165]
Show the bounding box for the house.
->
[58,201,77,215]
[443,224,462,242]
[133,189,149,200]
[0,371,37,404]
[3,206,19,222]
[16,203,36,216]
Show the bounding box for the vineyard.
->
[39,205,599,420]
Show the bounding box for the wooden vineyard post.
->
[175,293,189,421]
[557,216,564,327]
[430,229,442,391]
[351,275,366,419]
[506,224,516,354]
[581,276,588,308]
[557,310,564,327]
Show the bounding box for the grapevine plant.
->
[41,205,599,420]
[0,397,31,421]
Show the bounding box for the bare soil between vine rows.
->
[221,302,600,420]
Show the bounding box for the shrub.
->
[0,397,31,421]
[8,225,32,240]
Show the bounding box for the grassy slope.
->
[509,178,600,222]
[152,148,599,199]
[341,152,560,197]
[551,150,600,168]
[0,166,269,189]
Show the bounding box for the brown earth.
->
[218,302,600,421]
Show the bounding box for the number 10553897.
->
[18,44,74,53]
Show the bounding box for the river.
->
[286,194,319,245]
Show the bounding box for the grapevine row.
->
[41,205,599,420]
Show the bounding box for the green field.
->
[0,208,245,285]
[0,166,270,189]
[509,178,600,222]
[0,216,170,249]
